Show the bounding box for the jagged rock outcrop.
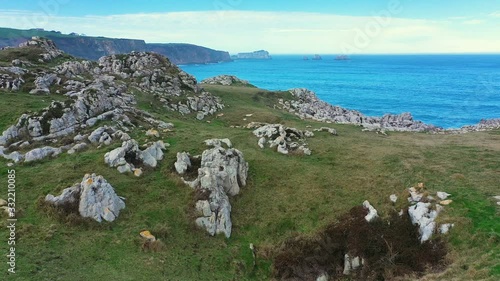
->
[24,146,62,162]
[0,28,232,64]
[45,173,125,222]
[18,36,64,62]
[0,39,220,164]
[97,52,224,119]
[177,140,249,238]
[281,88,440,132]
[406,184,454,243]
[0,66,26,91]
[104,139,167,174]
[249,123,312,155]
[201,75,251,86]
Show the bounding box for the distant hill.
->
[0,27,232,64]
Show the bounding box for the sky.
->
[0,0,499,54]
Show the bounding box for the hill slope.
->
[0,39,499,280]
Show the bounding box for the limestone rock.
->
[363,200,378,222]
[252,123,312,155]
[181,141,248,238]
[314,127,338,135]
[78,174,125,222]
[439,223,454,234]
[146,129,159,138]
[174,152,192,175]
[45,174,125,223]
[29,73,58,95]
[437,192,451,200]
[284,88,440,132]
[204,138,232,148]
[201,75,250,86]
[104,140,139,168]
[67,143,88,154]
[408,202,440,243]
[25,146,61,162]
[343,254,363,275]
[45,183,81,207]
[104,139,167,174]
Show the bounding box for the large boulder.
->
[45,174,125,222]
[180,140,249,238]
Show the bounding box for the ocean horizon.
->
[181,54,500,129]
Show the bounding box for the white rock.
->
[390,194,398,203]
[439,223,454,234]
[258,137,266,149]
[343,254,363,275]
[78,174,125,222]
[363,200,378,222]
[408,202,441,243]
[45,183,81,207]
[25,146,61,162]
[196,200,212,217]
[437,192,451,200]
[174,152,191,175]
[204,138,232,148]
[117,164,133,174]
[316,273,329,281]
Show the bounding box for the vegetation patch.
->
[273,206,448,280]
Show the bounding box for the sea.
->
[180,55,500,129]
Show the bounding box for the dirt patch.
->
[272,206,447,280]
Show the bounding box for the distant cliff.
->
[0,27,231,64]
[234,50,271,59]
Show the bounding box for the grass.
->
[0,85,499,280]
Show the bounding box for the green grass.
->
[0,85,499,280]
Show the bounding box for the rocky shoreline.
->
[202,76,499,134]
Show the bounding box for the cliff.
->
[147,43,231,65]
[0,27,231,64]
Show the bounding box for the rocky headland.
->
[0,27,232,64]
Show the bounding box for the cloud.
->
[489,11,500,18]
[462,19,484,25]
[0,10,498,54]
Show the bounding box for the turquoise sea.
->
[180,55,500,128]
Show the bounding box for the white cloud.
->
[489,11,500,18]
[0,10,498,54]
[462,19,484,25]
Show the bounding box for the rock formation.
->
[175,140,249,238]
[104,140,167,175]
[0,28,232,64]
[0,38,224,164]
[201,75,251,86]
[406,185,454,243]
[45,173,125,222]
[249,123,313,155]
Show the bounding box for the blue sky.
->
[0,0,499,54]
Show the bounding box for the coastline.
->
[202,75,500,134]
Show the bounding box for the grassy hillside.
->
[0,84,499,280]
